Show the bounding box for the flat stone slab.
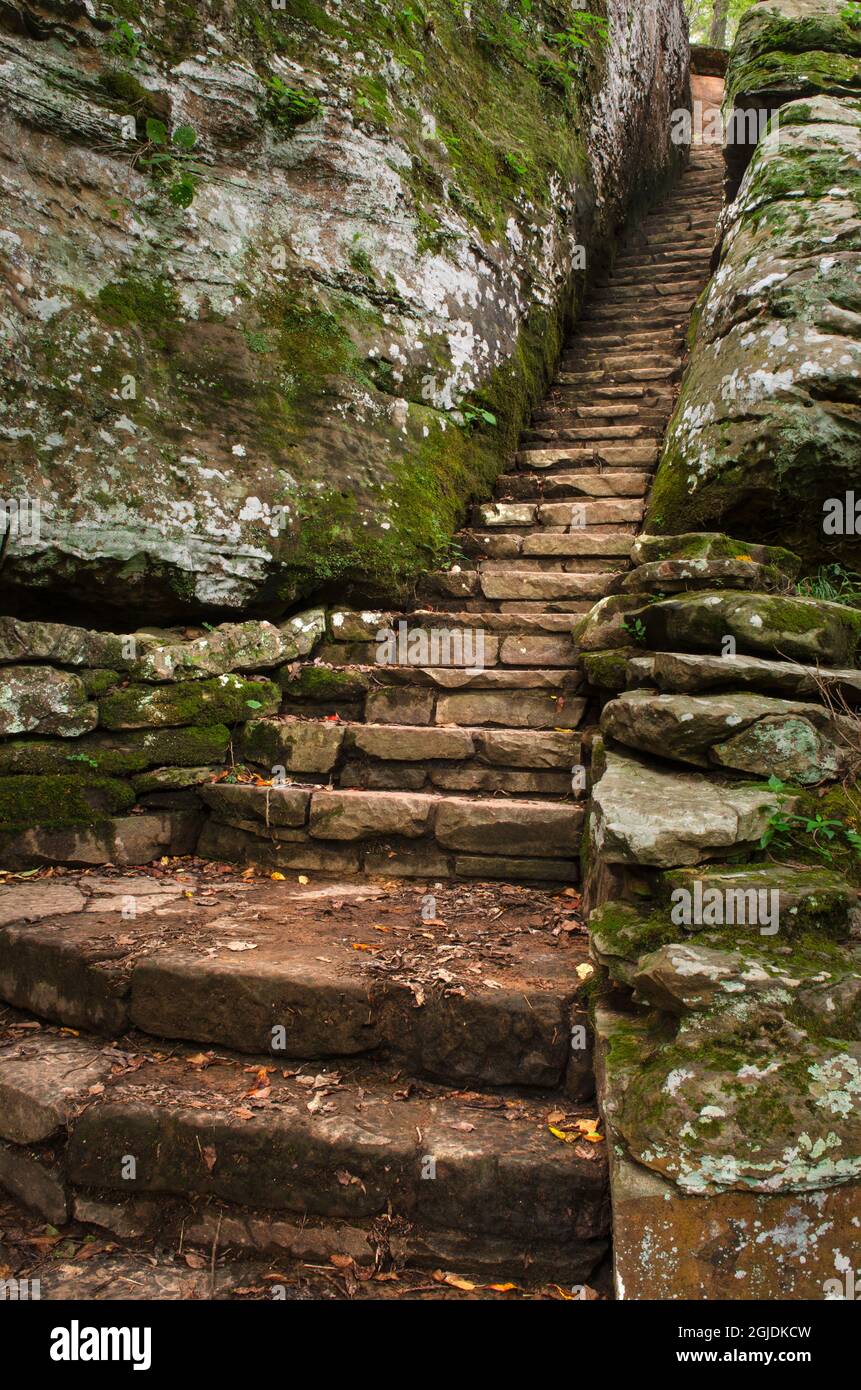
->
[0,874,591,1089]
[589,750,781,868]
[0,1034,115,1142]
[629,650,861,704]
[601,688,852,783]
[65,1051,608,1249]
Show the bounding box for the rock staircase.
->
[0,140,727,1293]
[197,140,725,887]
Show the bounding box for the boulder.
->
[0,666,96,737]
[630,532,800,577]
[638,591,861,666]
[0,725,230,776]
[588,749,782,868]
[0,774,136,833]
[240,718,345,774]
[657,862,859,940]
[131,621,290,681]
[601,688,853,783]
[0,617,127,668]
[0,811,202,869]
[725,3,861,195]
[573,595,647,651]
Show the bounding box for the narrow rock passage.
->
[210,108,727,887]
[0,102,728,1299]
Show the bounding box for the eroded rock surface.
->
[0,0,688,621]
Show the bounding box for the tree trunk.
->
[709,0,730,47]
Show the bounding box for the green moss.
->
[582,647,637,691]
[98,677,280,730]
[94,276,183,349]
[78,669,121,699]
[0,775,135,832]
[0,725,232,777]
[96,68,154,113]
[278,665,370,701]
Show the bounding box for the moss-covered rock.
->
[658,862,858,939]
[0,0,688,620]
[638,590,861,665]
[0,667,97,738]
[0,775,135,832]
[601,688,855,783]
[98,676,280,729]
[647,95,861,568]
[0,725,231,777]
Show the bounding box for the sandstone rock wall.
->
[0,0,688,624]
[647,3,861,568]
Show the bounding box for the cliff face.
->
[0,0,688,623]
[648,3,861,568]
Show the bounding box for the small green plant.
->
[503,149,530,179]
[106,16,143,62]
[841,2,861,29]
[552,12,609,65]
[138,118,204,208]
[760,776,861,863]
[244,330,273,354]
[458,405,497,429]
[260,76,322,135]
[622,616,647,644]
[65,752,100,769]
[795,563,861,609]
[348,235,374,278]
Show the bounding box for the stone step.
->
[478,571,616,602]
[497,469,651,499]
[555,365,677,384]
[68,1053,608,1272]
[516,445,658,469]
[591,280,703,301]
[0,1028,608,1280]
[192,783,588,879]
[475,555,629,574]
[528,411,667,431]
[467,530,637,558]
[0,880,592,1087]
[475,498,644,527]
[582,298,694,319]
[560,354,679,372]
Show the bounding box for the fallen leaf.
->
[270,871,286,881]
[201,1145,217,1172]
[433,1270,475,1291]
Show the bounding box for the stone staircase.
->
[198,141,725,888]
[0,140,727,1293]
